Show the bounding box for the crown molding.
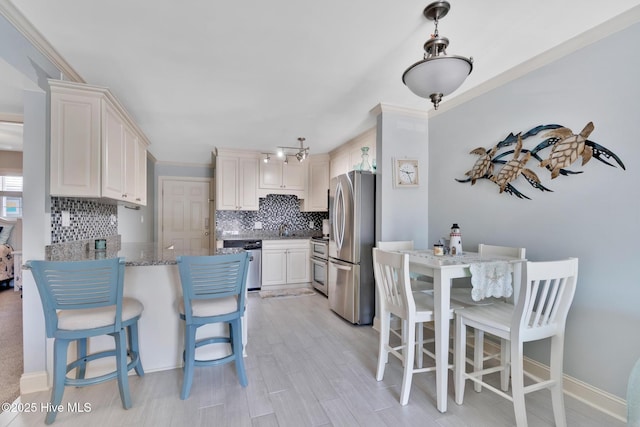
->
[370,103,429,119]
[0,0,84,83]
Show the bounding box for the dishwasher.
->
[222,240,262,290]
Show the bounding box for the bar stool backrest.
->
[28,257,125,337]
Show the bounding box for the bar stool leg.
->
[115,329,132,409]
[181,324,197,400]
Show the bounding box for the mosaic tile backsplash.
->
[216,194,328,234]
[51,197,118,243]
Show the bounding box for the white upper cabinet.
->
[301,154,329,212]
[215,150,259,211]
[329,127,376,178]
[259,159,305,193]
[49,80,150,206]
[135,140,148,205]
[50,85,102,198]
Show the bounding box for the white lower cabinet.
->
[262,240,311,289]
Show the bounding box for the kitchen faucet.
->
[278,223,289,237]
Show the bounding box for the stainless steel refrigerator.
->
[328,170,375,325]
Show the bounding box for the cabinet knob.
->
[122,194,127,198]
[136,198,141,201]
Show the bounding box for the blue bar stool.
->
[176,252,249,399]
[28,257,144,424]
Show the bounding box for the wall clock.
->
[393,158,419,187]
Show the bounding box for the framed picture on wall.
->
[393,158,419,188]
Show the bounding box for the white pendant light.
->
[402,1,473,110]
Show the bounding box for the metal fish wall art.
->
[456,122,626,199]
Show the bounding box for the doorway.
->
[157,177,214,253]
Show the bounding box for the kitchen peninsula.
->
[38,239,246,375]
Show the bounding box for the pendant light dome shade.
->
[402,2,473,109]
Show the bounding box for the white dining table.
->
[400,249,525,413]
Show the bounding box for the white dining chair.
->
[373,248,459,405]
[376,241,434,368]
[376,240,432,292]
[451,243,526,391]
[454,258,579,427]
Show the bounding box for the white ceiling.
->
[3,0,640,162]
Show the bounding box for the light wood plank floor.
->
[4,292,624,427]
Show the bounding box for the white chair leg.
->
[473,330,484,392]
[399,321,416,406]
[510,341,528,427]
[549,335,567,427]
[500,338,510,392]
[401,319,408,367]
[416,322,423,369]
[454,316,466,405]
[376,311,390,381]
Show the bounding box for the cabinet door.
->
[282,162,305,190]
[287,248,311,283]
[305,159,329,211]
[50,89,101,197]
[238,158,259,210]
[102,102,126,200]
[262,249,287,286]
[259,161,283,189]
[123,124,138,202]
[330,152,349,179]
[216,157,239,210]
[135,140,148,205]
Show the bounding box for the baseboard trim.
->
[483,340,626,423]
[20,371,49,395]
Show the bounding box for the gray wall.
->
[428,22,640,398]
[375,107,430,248]
[118,156,155,243]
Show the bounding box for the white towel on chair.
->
[469,261,513,301]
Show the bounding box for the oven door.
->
[310,257,328,296]
[311,240,328,259]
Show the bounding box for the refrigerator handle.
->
[333,264,352,271]
[334,181,345,251]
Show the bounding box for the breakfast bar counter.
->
[36,240,248,376]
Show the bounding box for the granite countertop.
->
[219,231,321,241]
[43,241,243,267]
[38,231,320,268]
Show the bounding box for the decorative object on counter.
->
[95,238,107,251]
[449,223,462,256]
[322,219,330,236]
[456,122,625,199]
[393,158,419,187]
[402,1,473,110]
[259,287,317,299]
[439,237,450,254]
[433,242,444,256]
[28,257,145,424]
[358,146,372,172]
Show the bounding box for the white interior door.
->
[159,178,213,252]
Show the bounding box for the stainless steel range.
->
[310,237,328,296]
